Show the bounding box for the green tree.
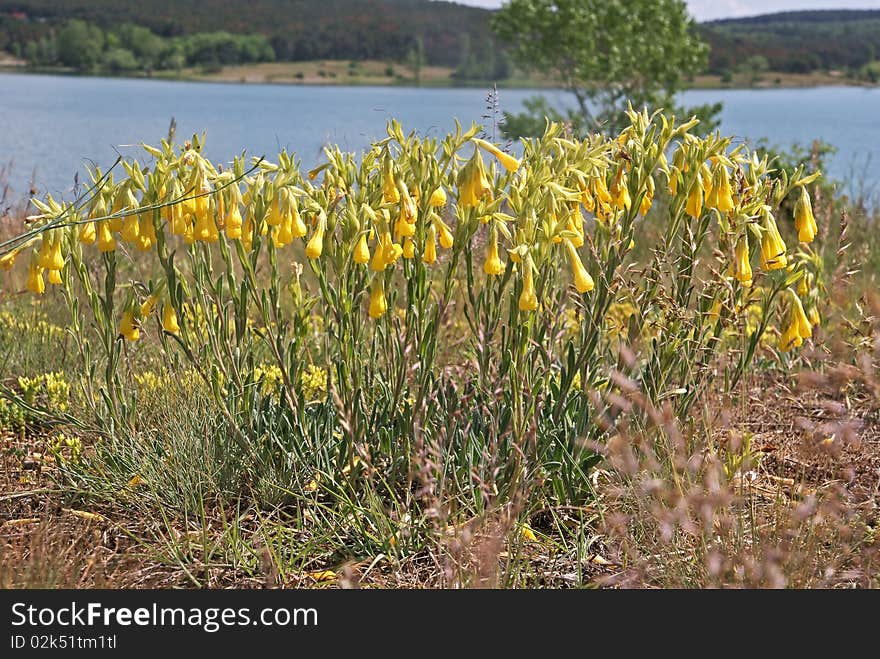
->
[406,36,425,85]
[56,19,104,71]
[492,0,717,136]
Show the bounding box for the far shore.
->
[0,59,875,91]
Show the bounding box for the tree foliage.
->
[492,0,712,136]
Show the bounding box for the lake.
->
[1,72,878,203]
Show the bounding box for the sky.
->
[443,0,880,22]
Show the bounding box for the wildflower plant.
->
[0,108,821,514]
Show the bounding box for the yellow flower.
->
[26,262,45,295]
[472,137,520,172]
[266,197,283,226]
[241,216,254,252]
[393,211,415,240]
[424,224,437,264]
[371,230,398,271]
[368,278,387,319]
[457,150,492,208]
[121,213,140,243]
[566,213,584,247]
[79,221,96,245]
[639,176,655,216]
[290,204,307,238]
[170,203,188,235]
[97,221,116,252]
[733,236,753,287]
[119,311,140,342]
[383,165,400,204]
[779,292,812,352]
[518,259,538,312]
[706,166,734,213]
[0,250,18,271]
[137,213,157,250]
[403,237,415,259]
[225,205,243,240]
[592,176,612,205]
[565,240,594,293]
[760,209,787,271]
[305,221,325,259]
[794,186,817,243]
[141,293,159,317]
[484,229,505,276]
[686,176,703,219]
[610,170,631,211]
[429,187,447,207]
[436,218,454,250]
[194,207,219,243]
[47,269,62,285]
[272,214,294,248]
[353,233,371,264]
[162,305,180,334]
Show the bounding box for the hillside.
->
[701,10,880,74]
[2,3,879,80]
[0,0,498,69]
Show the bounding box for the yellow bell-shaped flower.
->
[611,171,631,211]
[121,214,140,243]
[79,220,97,245]
[97,221,116,252]
[794,186,817,243]
[225,205,243,240]
[436,219,454,250]
[429,187,447,207]
[265,197,283,227]
[26,261,45,295]
[565,240,594,293]
[47,269,62,285]
[686,176,704,219]
[47,237,64,271]
[707,166,735,213]
[353,233,371,265]
[137,214,157,251]
[518,261,538,312]
[484,229,505,276]
[403,237,415,259]
[472,137,521,173]
[162,304,180,334]
[734,236,753,287]
[140,293,159,317]
[779,292,812,352]
[760,210,787,271]
[305,221,325,260]
[119,311,140,342]
[457,151,492,209]
[170,203,188,235]
[0,249,18,271]
[290,204,307,238]
[592,175,612,206]
[368,278,387,319]
[639,176,655,216]
[423,224,437,264]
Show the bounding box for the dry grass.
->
[3,359,877,589]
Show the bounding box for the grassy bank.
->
[2,59,874,90]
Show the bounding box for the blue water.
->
[0,73,877,202]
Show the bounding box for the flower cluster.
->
[1,111,820,363]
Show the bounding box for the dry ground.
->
[2,368,878,589]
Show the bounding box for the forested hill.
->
[0,0,495,67]
[701,10,880,73]
[2,2,880,78]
